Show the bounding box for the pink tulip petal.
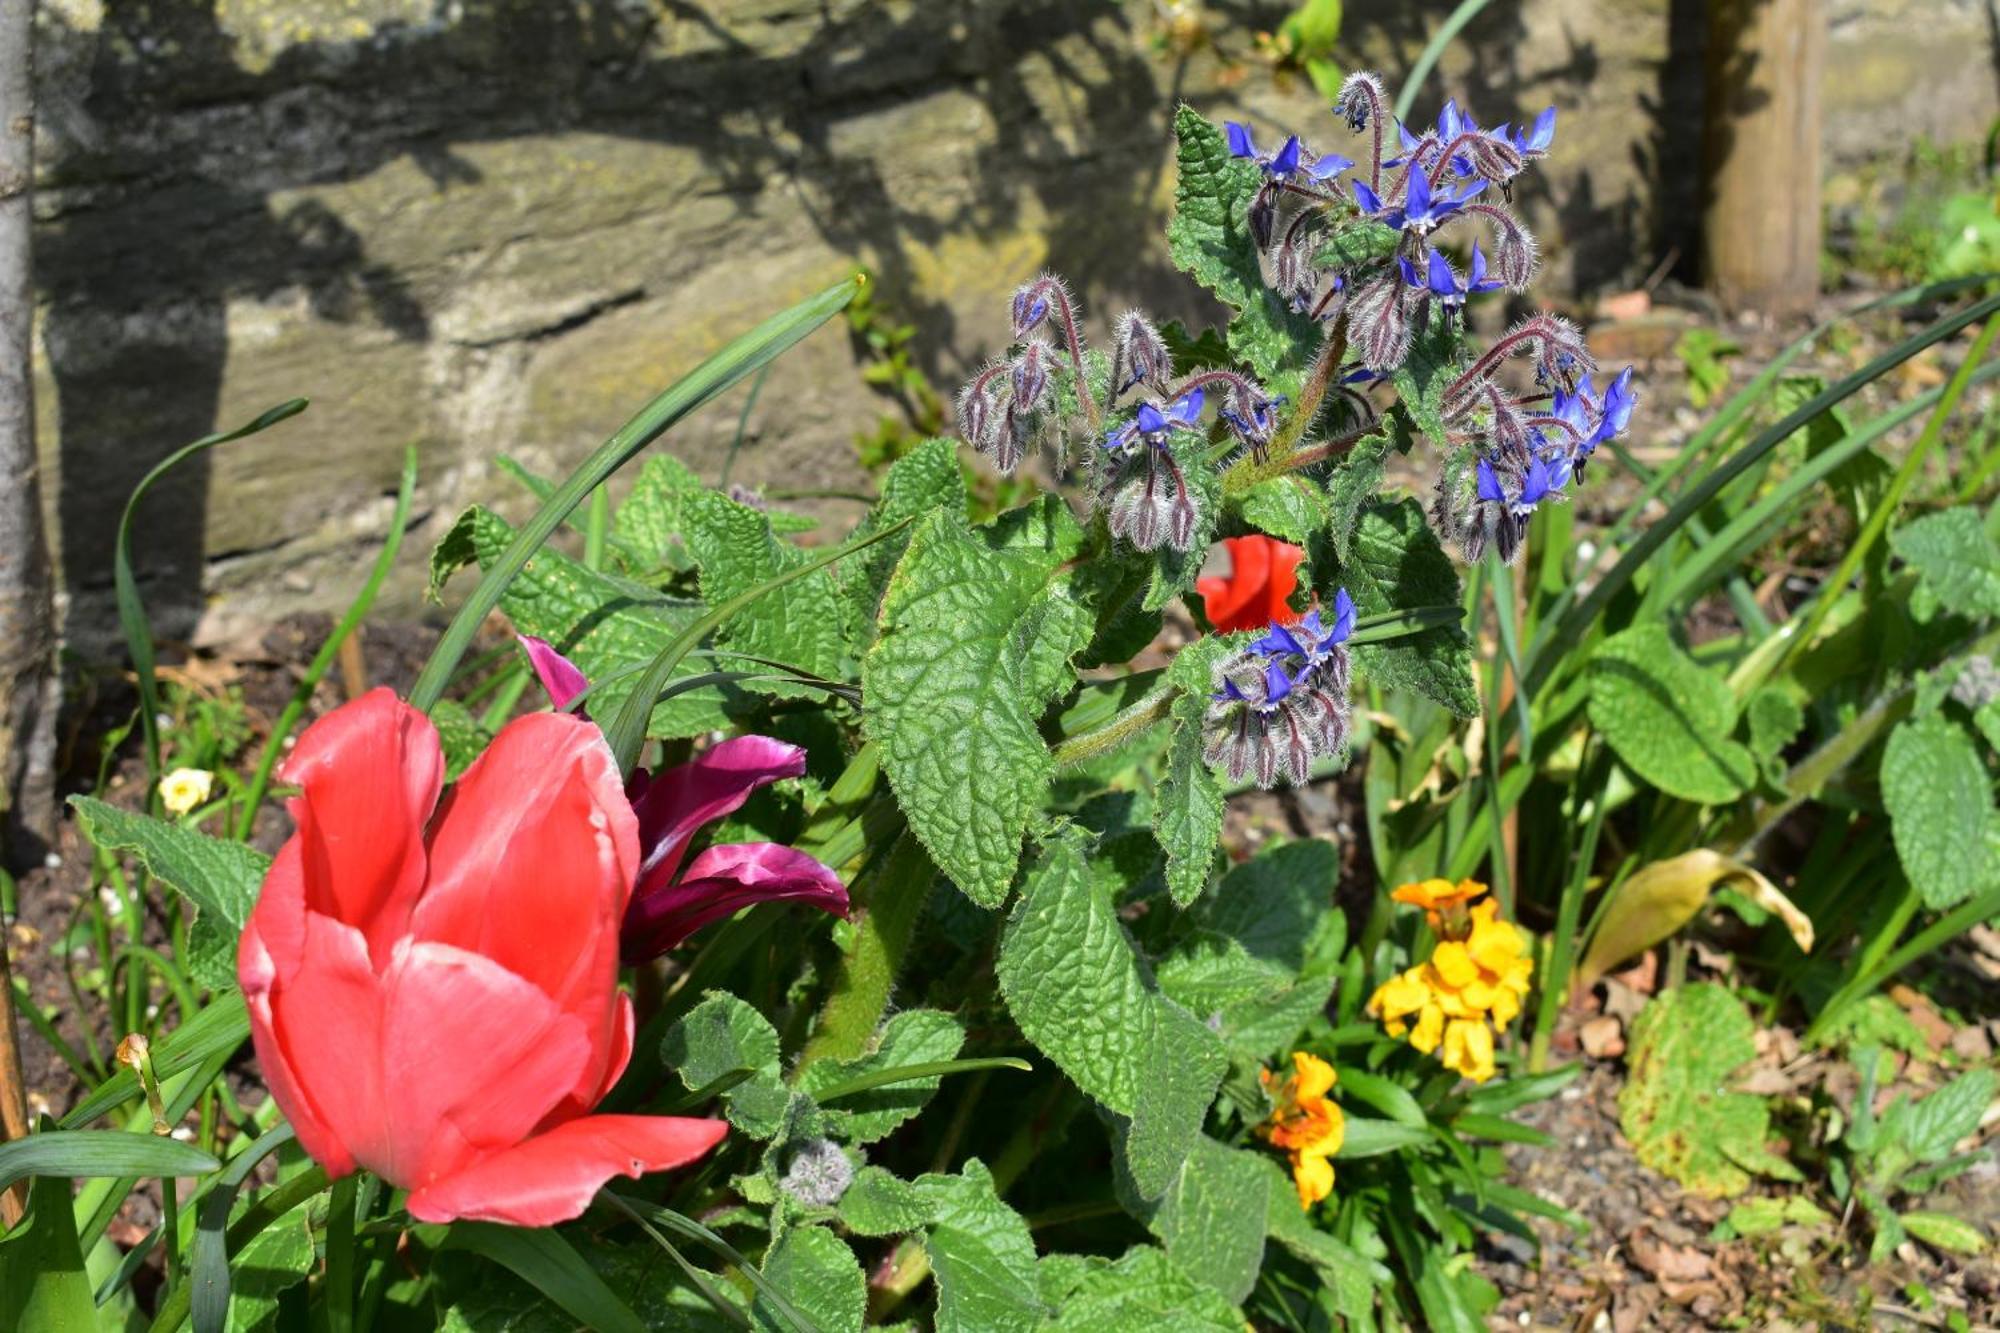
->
[629,736,807,892]
[623,842,847,961]
[521,636,592,715]
[239,893,355,1178]
[248,909,386,1176]
[374,940,597,1186]
[413,712,637,1026]
[405,1114,728,1227]
[276,688,442,966]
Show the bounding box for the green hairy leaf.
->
[1155,639,1232,906]
[1317,498,1477,715]
[1890,506,2000,618]
[1125,1136,1269,1305]
[1038,1246,1245,1331]
[753,1226,865,1333]
[1588,625,1757,804]
[1881,713,2000,910]
[864,503,1094,906]
[915,1161,1043,1333]
[1166,105,1323,390]
[69,796,270,992]
[797,1009,966,1143]
[432,505,734,737]
[997,836,1227,1201]
[660,992,789,1139]
[683,488,851,696]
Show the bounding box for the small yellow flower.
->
[1259,1051,1346,1208]
[157,768,214,816]
[1368,881,1534,1084]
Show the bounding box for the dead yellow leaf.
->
[1575,850,1811,994]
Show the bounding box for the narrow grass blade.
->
[410,278,860,713]
[446,1223,647,1333]
[117,400,309,777]
[0,1131,217,1194]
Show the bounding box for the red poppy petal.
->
[277,688,442,965]
[413,713,637,1033]
[404,1115,728,1227]
[376,941,594,1187]
[623,842,847,961]
[1264,540,1305,624]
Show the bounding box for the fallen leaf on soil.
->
[1581,1015,1626,1059]
[1601,976,1650,1023]
[1951,1025,1993,1062]
[1888,982,1958,1050]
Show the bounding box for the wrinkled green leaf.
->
[70,796,269,991]
[798,1009,965,1143]
[865,503,1093,906]
[1316,499,1475,716]
[1881,713,2000,910]
[683,489,850,696]
[1891,507,2000,617]
[1618,985,1796,1197]
[1589,625,1756,804]
[915,1161,1042,1333]
[754,1226,864,1333]
[1166,106,1322,388]
[1040,1245,1243,1331]
[660,992,788,1139]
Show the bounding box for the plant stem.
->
[1528,740,1611,1072]
[1050,682,1177,769]
[1266,319,1350,461]
[795,828,928,1070]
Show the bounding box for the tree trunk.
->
[1699,0,1827,317]
[0,0,44,1225]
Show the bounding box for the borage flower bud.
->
[1347,274,1413,373]
[1010,279,1051,338]
[954,368,1002,456]
[1111,310,1172,397]
[780,1138,855,1207]
[1335,71,1386,134]
[1010,338,1052,412]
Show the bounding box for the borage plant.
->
[9,73,1636,1333]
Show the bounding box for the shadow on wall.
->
[34,0,1184,646]
[35,0,1714,647]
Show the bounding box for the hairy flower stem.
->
[1051,682,1179,770]
[796,827,928,1070]
[1222,423,1375,495]
[1270,318,1350,459]
[1045,288,1100,433]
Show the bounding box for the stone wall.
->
[27,0,1997,650]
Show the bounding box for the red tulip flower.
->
[238,689,727,1226]
[520,636,849,962]
[1197,534,1305,633]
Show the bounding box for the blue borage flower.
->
[1205,589,1359,787]
[1353,169,1486,235]
[1226,121,1355,183]
[1400,243,1505,312]
[1102,388,1205,454]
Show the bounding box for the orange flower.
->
[1259,1052,1345,1207]
[1197,535,1304,633]
[1390,877,1487,933]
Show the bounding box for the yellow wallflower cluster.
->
[1259,1052,1345,1209]
[1367,880,1532,1083]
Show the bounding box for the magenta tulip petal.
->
[623,842,847,961]
[405,1114,729,1227]
[521,636,592,714]
[628,736,808,890]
